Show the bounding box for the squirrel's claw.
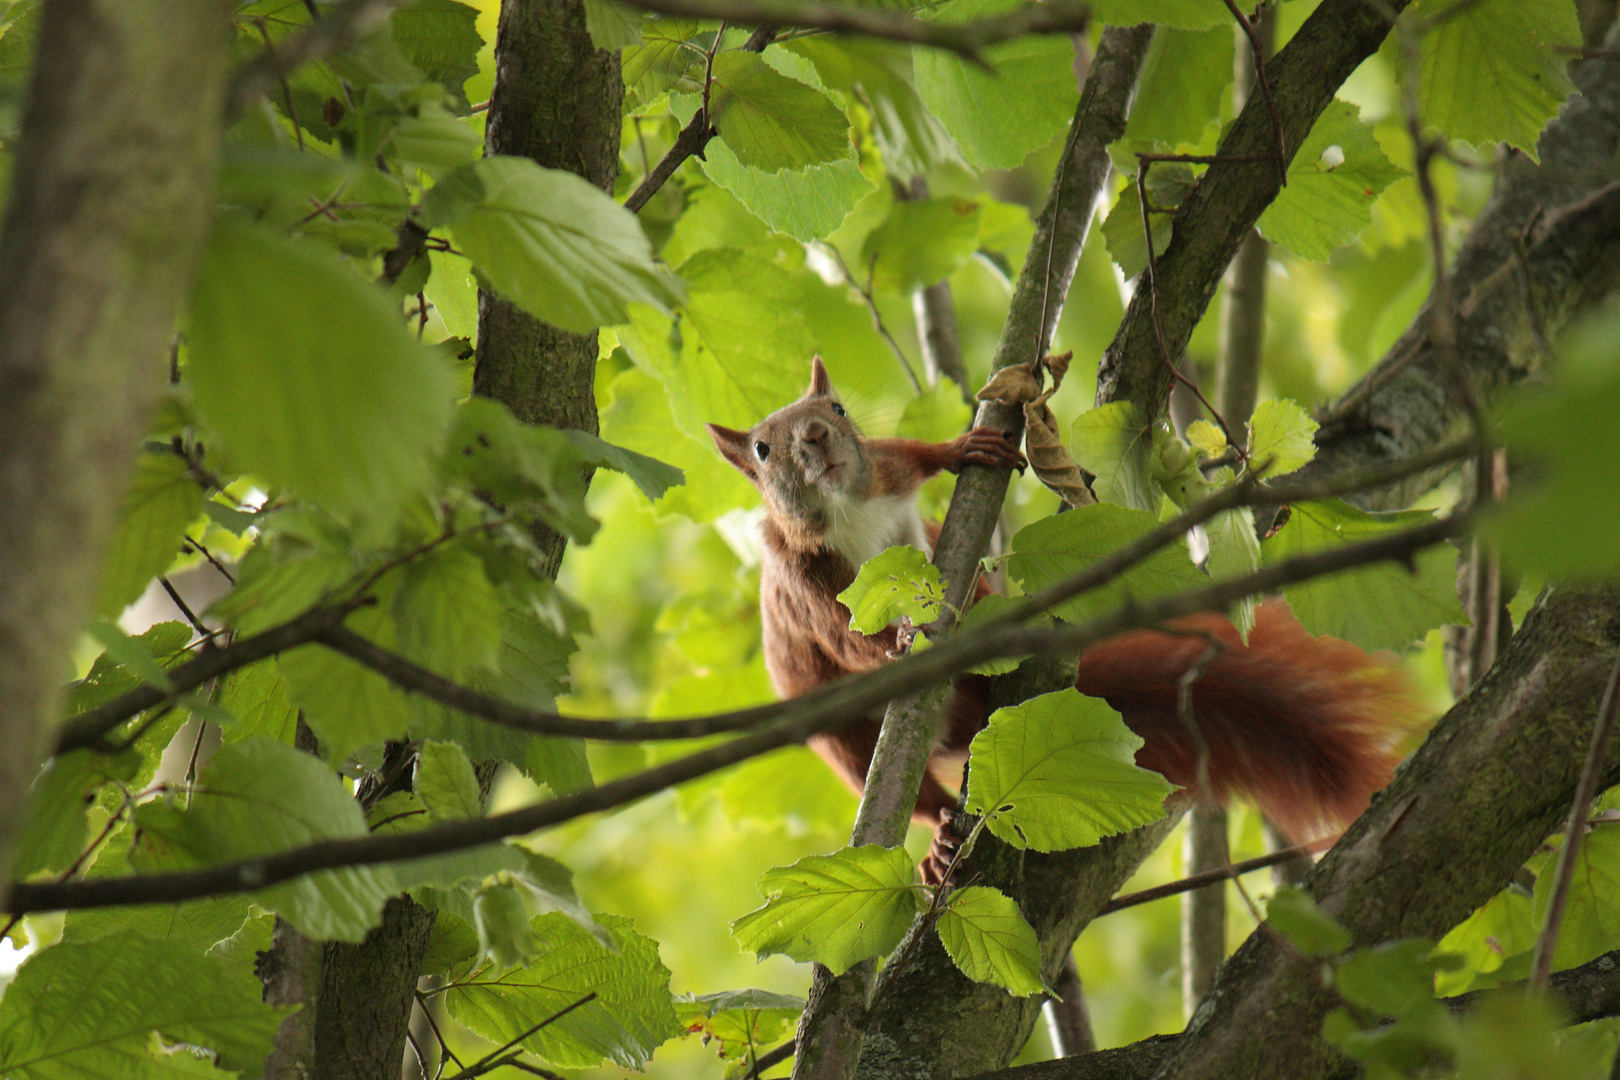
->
[953,427,1027,473]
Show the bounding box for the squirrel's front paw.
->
[953,428,1027,473]
[887,616,919,658]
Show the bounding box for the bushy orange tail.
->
[1072,598,1426,843]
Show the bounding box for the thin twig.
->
[1530,647,1620,992]
[1098,844,1316,915]
[623,27,777,213]
[158,577,210,639]
[824,245,923,393]
[442,993,597,1080]
[1221,0,1286,187]
[8,509,1466,915]
[1133,161,1247,460]
[740,1039,796,1079]
[58,438,1476,756]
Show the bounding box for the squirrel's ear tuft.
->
[806,355,833,398]
[707,423,757,480]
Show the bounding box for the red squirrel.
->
[707,358,1421,878]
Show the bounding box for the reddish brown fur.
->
[1073,598,1422,843]
[712,359,1424,879]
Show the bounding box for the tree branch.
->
[1303,32,1620,508]
[609,0,1091,61]
[1094,0,1415,416]
[622,26,775,214]
[791,29,1154,1078]
[8,510,1463,916]
[0,0,234,881]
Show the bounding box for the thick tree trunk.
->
[474,0,623,576]
[0,0,233,881]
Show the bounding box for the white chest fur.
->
[821,492,930,568]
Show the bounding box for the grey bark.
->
[791,27,1155,1080]
[1301,30,1620,509]
[260,917,323,1080]
[473,0,623,578]
[314,898,439,1080]
[0,0,233,882]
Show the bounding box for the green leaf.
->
[1266,887,1351,957]
[394,546,503,679]
[1532,827,1620,972]
[65,621,193,715]
[1006,503,1203,624]
[12,751,117,879]
[597,366,759,522]
[390,0,484,105]
[207,545,354,635]
[1070,402,1157,512]
[1204,503,1261,639]
[913,0,1080,170]
[1337,938,1448,1017]
[788,37,961,176]
[619,245,813,437]
[388,105,482,174]
[62,825,255,954]
[94,451,203,617]
[86,620,173,691]
[1432,886,1535,996]
[0,935,282,1078]
[582,0,641,50]
[433,156,683,333]
[675,989,805,1059]
[835,545,942,633]
[730,845,919,975]
[135,737,399,941]
[280,603,415,765]
[188,222,456,524]
[1248,398,1318,477]
[558,427,686,501]
[956,594,1034,676]
[700,140,873,243]
[1261,500,1465,651]
[1497,308,1620,579]
[1186,419,1226,458]
[1257,101,1406,261]
[936,886,1047,997]
[441,397,600,542]
[860,196,982,294]
[897,377,973,444]
[964,689,1171,851]
[416,739,484,821]
[1100,168,1182,281]
[622,19,701,104]
[707,51,853,173]
[474,882,538,968]
[1122,26,1233,149]
[1415,0,1579,158]
[445,914,682,1069]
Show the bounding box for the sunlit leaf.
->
[1006,503,1202,624]
[1261,500,1464,651]
[1257,101,1405,261]
[94,451,203,617]
[937,886,1047,997]
[0,935,282,1079]
[731,845,919,975]
[188,223,456,524]
[836,545,942,633]
[965,689,1171,851]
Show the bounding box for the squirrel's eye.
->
[831,402,846,417]
[754,441,771,460]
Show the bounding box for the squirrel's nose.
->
[801,419,828,446]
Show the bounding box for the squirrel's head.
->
[707,356,871,534]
